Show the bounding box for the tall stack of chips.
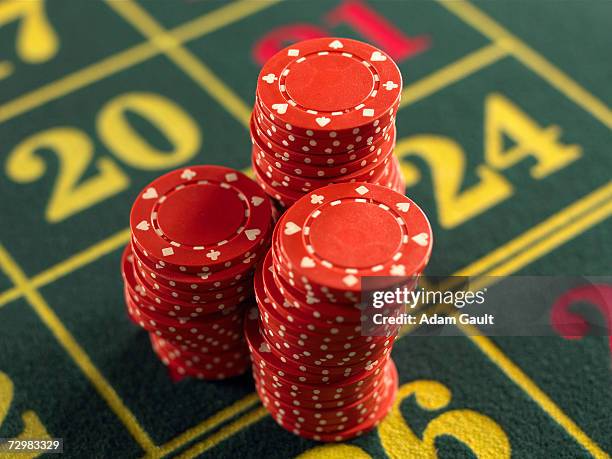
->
[248,183,433,440]
[121,166,273,380]
[251,38,405,208]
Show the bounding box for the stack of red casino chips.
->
[251,37,405,208]
[247,182,433,441]
[120,165,273,380]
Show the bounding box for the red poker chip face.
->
[277,183,432,292]
[257,38,401,136]
[130,166,272,272]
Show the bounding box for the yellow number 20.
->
[5,92,201,223]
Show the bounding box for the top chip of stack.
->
[251,38,404,207]
[121,165,273,380]
[130,166,273,273]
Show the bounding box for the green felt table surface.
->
[0,1,610,458]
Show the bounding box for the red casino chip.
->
[130,165,272,273]
[252,158,304,206]
[252,137,394,191]
[131,239,263,293]
[277,183,432,292]
[132,255,252,306]
[253,99,393,156]
[151,335,250,380]
[246,308,390,384]
[251,131,395,182]
[121,166,273,381]
[123,246,244,317]
[251,110,395,170]
[255,374,387,423]
[258,359,398,442]
[252,359,384,402]
[256,38,401,136]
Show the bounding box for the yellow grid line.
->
[175,406,269,459]
[0,243,156,455]
[104,0,252,128]
[399,180,612,337]
[465,334,611,459]
[455,181,612,277]
[439,0,612,129]
[147,393,261,459]
[400,42,507,108]
[0,228,130,308]
[0,0,278,124]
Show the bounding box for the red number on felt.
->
[253,24,327,66]
[252,0,430,65]
[326,0,430,61]
[550,284,612,363]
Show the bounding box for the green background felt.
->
[0,1,610,458]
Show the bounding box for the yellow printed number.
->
[296,380,510,459]
[296,444,372,459]
[484,93,581,178]
[6,127,129,223]
[5,92,201,223]
[97,92,201,170]
[0,371,50,459]
[397,135,512,229]
[0,0,58,64]
[397,92,581,229]
[379,380,510,458]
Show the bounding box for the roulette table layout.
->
[0,1,610,458]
